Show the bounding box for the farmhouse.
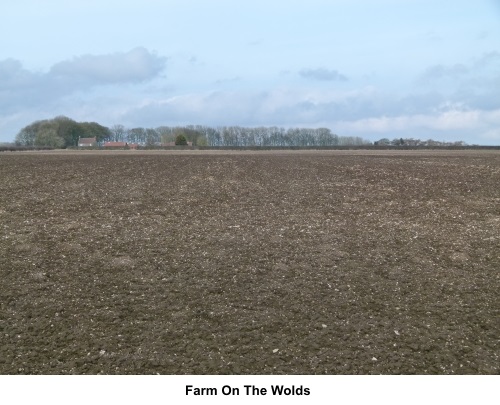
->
[78,137,97,147]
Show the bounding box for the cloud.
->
[419,64,469,82]
[117,87,438,129]
[50,47,167,84]
[415,52,500,118]
[0,59,40,91]
[418,51,500,84]
[122,91,271,128]
[338,110,479,134]
[299,68,348,82]
[473,51,500,69]
[0,59,54,112]
[335,107,500,143]
[0,47,166,115]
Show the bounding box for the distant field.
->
[1,150,499,374]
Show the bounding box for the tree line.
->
[14,116,469,149]
[14,116,369,148]
[375,137,468,147]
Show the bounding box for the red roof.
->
[104,142,128,147]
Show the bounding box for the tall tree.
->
[79,122,112,142]
[34,124,64,148]
[54,116,85,147]
[110,124,126,142]
[15,121,44,146]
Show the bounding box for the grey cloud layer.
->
[416,52,500,115]
[50,47,166,84]
[0,47,166,113]
[419,52,500,83]
[419,64,469,82]
[0,59,40,91]
[123,88,443,129]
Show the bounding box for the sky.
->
[1,0,500,144]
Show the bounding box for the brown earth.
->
[0,150,499,374]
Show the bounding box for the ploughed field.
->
[1,150,499,374]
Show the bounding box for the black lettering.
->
[244,385,267,395]
[222,385,239,395]
[186,386,217,395]
[271,385,309,396]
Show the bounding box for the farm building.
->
[78,137,97,147]
[103,141,128,148]
[104,141,127,147]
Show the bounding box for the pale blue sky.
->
[1,0,500,144]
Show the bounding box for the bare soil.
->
[0,150,499,374]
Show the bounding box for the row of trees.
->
[15,116,468,149]
[185,126,368,147]
[108,125,208,146]
[15,117,370,148]
[375,137,468,147]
